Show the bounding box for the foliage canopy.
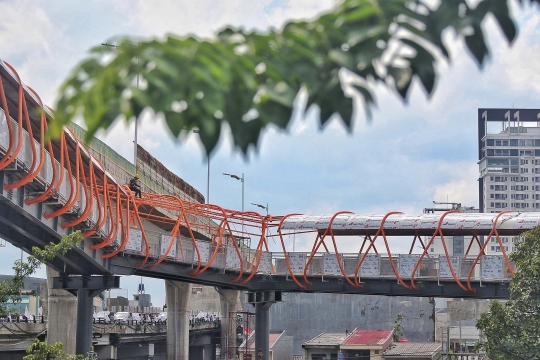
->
[476,226,540,359]
[53,0,538,155]
[0,231,83,316]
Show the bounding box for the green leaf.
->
[464,24,489,67]
[49,0,528,156]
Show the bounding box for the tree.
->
[475,226,540,359]
[24,339,83,360]
[393,313,405,341]
[52,0,539,156]
[0,231,83,316]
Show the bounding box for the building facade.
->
[478,108,540,254]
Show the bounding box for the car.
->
[95,311,112,324]
[156,312,167,322]
[113,312,130,323]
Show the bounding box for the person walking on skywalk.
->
[129,174,142,198]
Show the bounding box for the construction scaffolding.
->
[228,311,255,360]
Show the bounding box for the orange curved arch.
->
[354,212,403,287]
[466,210,515,292]
[277,213,306,289]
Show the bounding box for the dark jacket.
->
[129,178,141,190]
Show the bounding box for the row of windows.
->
[485,149,540,156]
[488,185,540,191]
[487,202,540,208]
[486,138,538,147]
[491,237,512,243]
[486,167,540,174]
[488,176,540,183]
[490,246,510,252]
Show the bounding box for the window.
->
[491,246,495,251]
[487,139,494,146]
[519,127,528,133]
[312,355,327,360]
[510,149,519,156]
[511,139,518,146]
[430,248,434,253]
[487,149,494,156]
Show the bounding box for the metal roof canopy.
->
[280,212,540,236]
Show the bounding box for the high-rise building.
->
[478,108,540,254]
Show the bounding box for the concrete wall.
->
[191,286,221,313]
[266,293,435,355]
[272,334,294,360]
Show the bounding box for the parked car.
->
[156,312,167,322]
[95,311,112,324]
[113,312,130,323]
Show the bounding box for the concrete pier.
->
[46,267,77,354]
[217,289,241,360]
[166,280,192,360]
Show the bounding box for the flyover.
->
[0,59,530,359]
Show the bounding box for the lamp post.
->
[190,129,211,204]
[223,173,244,212]
[102,42,139,169]
[251,202,268,216]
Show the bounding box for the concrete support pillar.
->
[166,280,192,360]
[248,291,280,360]
[46,267,77,354]
[217,289,241,360]
[76,289,94,356]
[255,302,271,360]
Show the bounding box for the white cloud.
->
[432,163,479,207]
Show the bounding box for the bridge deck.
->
[0,58,524,300]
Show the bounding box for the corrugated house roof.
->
[240,330,285,350]
[342,329,394,346]
[383,342,442,358]
[303,333,348,347]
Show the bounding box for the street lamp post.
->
[223,173,244,212]
[251,202,269,216]
[102,42,140,169]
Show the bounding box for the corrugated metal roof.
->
[303,333,347,347]
[242,330,285,350]
[342,329,394,346]
[383,342,442,357]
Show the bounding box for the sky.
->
[1,0,540,308]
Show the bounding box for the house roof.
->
[383,342,442,358]
[240,330,285,350]
[303,333,348,347]
[342,329,394,346]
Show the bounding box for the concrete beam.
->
[52,275,120,296]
